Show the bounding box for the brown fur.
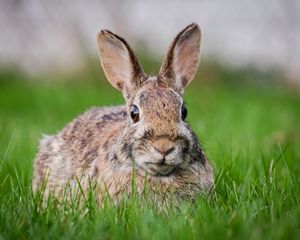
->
[32,23,214,203]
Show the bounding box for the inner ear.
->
[159,23,201,94]
[97,30,146,96]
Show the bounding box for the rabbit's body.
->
[33,23,214,202]
[33,106,127,197]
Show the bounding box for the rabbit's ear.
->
[159,23,201,94]
[97,30,145,97]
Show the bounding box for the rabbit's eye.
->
[130,105,139,123]
[181,104,188,121]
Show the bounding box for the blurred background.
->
[0,0,300,83]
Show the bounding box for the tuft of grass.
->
[0,66,300,239]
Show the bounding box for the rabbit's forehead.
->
[135,85,182,126]
[136,81,181,107]
[137,88,181,107]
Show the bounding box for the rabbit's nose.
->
[152,139,175,157]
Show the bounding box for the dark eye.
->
[181,104,188,121]
[130,105,139,123]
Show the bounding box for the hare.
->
[32,23,214,203]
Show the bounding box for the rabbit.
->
[32,23,214,203]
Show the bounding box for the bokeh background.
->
[0,1,300,239]
[1,0,300,81]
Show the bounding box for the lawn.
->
[0,64,300,239]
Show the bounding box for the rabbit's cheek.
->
[134,151,161,166]
[133,152,152,169]
[165,153,181,165]
[164,144,187,164]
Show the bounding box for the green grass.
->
[0,65,300,239]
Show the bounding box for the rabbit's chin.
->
[146,162,177,176]
[134,159,178,177]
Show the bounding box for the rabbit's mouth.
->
[141,162,177,176]
[133,144,184,176]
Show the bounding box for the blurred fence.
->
[0,0,299,81]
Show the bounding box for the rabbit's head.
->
[97,23,205,176]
